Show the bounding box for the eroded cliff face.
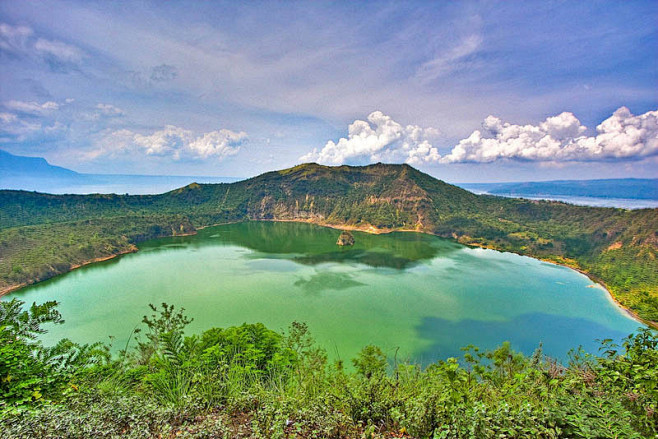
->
[238,164,442,233]
[245,196,433,231]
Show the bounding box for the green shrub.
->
[2,301,656,438]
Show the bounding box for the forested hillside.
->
[1,163,656,323]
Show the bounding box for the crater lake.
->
[8,221,640,364]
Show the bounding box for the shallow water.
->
[8,221,640,364]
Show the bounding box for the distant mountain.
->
[0,150,237,194]
[460,179,658,200]
[0,149,79,179]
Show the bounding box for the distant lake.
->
[0,174,240,195]
[458,180,658,210]
[8,222,640,364]
[507,194,658,209]
[464,190,658,209]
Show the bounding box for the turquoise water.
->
[8,221,640,364]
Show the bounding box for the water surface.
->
[9,222,640,364]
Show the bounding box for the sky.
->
[0,0,656,183]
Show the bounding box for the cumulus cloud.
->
[0,23,83,68]
[442,107,658,163]
[187,130,247,159]
[301,111,440,165]
[94,125,247,161]
[0,96,245,164]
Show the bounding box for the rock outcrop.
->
[336,231,355,246]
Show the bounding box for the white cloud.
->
[0,23,33,52]
[0,23,83,64]
[0,113,41,137]
[78,103,125,122]
[34,38,83,63]
[187,129,247,159]
[0,100,69,141]
[302,111,440,165]
[0,96,244,164]
[133,125,192,157]
[415,34,482,84]
[4,100,60,115]
[84,129,135,160]
[442,107,658,163]
[0,110,60,140]
[95,125,247,161]
[0,112,18,123]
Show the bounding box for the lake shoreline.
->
[260,219,656,329]
[2,218,654,330]
[537,259,654,329]
[0,246,138,299]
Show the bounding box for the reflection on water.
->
[176,221,461,270]
[8,221,641,364]
[415,313,634,364]
[294,272,366,294]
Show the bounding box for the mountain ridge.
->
[0,149,79,178]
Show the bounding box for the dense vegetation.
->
[1,163,656,323]
[1,299,656,438]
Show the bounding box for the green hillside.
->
[1,163,656,323]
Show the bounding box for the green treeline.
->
[1,163,656,322]
[1,300,656,438]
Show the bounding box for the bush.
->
[2,301,656,438]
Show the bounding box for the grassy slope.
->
[1,163,656,323]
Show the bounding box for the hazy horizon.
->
[2,149,656,208]
[4,148,658,185]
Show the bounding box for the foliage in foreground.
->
[1,299,657,438]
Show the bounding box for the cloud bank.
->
[0,98,247,163]
[94,126,247,161]
[442,107,658,163]
[301,111,440,165]
[0,99,71,142]
[305,107,658,167]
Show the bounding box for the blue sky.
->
[0,0,656,182]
